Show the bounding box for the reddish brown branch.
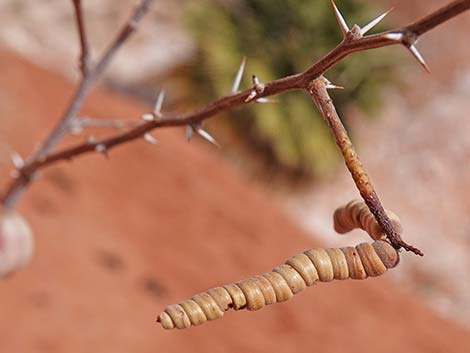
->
[1,0,468,212]
[308,77,423,256]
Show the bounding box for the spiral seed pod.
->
[333,199,403,240]
[157,240,399,329]
[0,208,34,278]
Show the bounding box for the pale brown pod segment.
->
[192,292,224,320]
[356,243,386,277]
[157,240,400,329]
[179,300,207,326]
[157,311,175,330]
[237,279,265,311]
[262,271,294,302]
[223,283,247,310]
[372,240,400,269]
[304,248,334,282]
[341,246,367,280]
[206,287,232,311]
[164,304,191,329]
[251,276,277,305]
[333,200,402,241]
[286,253,320,286]
[272,264,307,294]
[325,248,349,280]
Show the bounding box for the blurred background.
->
[0,0,469,352]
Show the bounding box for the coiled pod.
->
[333,199,402,240]
[157,239,399,329]
[0,208,34,278]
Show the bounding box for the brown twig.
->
[71,0,90,77]
[1,0,469,220]
[308,77,423,255]
[0,0,155,208]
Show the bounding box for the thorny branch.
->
[1,0,155,207]
[1,0,469,254]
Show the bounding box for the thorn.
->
[245,75,265,103]
[360,8,393,36]
[324,77,344,90]
[143,133,158,145]
[95,144,108,158]
[231,56,246,93]
[195,127,220,148]
[245,90,257,103]
[186,125,194,141]
[9,150,24,169]
[153,90,165,116]
[330,0,349,36]
[255,97,278,104]
[407,44,430,73]
[383,32,403,42]
[142,113,155,122]
[87,136,97,144]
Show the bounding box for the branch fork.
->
[1,0,469,255]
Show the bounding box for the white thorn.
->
[141,113,155,122]
[10,151,24,169]
[87,136,96,144]
[383,32,403,42]
[95,144,106,153]
[231,56,246,93]
[324,77,345,90]
[255,97,278,104]
[143,133,158,145]
[408,45,430,73]
[186,125,194,141]
[245,90,257,103]
[153,90,165,116]
[196,127,220,148]
[245,75,265,103]
[360,8,393,36]
[330,0,349,36]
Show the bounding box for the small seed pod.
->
[333,199,403,240]
[0,208,34,278]
[157,240,399,329]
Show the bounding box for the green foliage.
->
[185,0,398,179]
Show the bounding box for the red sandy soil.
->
[0,50,468,353]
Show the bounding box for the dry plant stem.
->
[309,77,423,256]
[1,0,155,208]
[1,0,469,209]
[71,0,90,77]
